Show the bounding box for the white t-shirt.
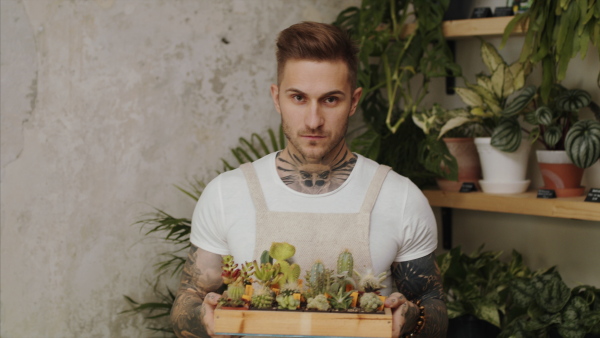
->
[191,152,437,294]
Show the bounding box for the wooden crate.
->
[214,307,392,337]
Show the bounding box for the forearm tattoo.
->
[391,253,448,337]
[276,148,357,194]
[171,245,223,338]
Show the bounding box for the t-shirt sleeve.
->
[395,181,438,262]
[190,175,230,255]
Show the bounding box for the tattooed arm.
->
[170,244,226,338]
[385,252,447,338]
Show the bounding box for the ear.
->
[271,84,281,114]
[349,87,363,117]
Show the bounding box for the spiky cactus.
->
[250,286,274,309]
[306,294,330,311]
[337,250,354,277]
[359,292,383,313]
[354,269,388,293]
[304,261,333,298]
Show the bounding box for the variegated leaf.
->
[481,40,504,73]
[438,116,473,139]
[455,87,484,107]
[491,63,507,98]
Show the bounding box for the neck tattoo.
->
[276,149,357,194]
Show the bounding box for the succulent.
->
[306,294,330,311]
[252,261,283,289]
[276,292,300,310]
[250,286,274,309]
[329,287,353,311]
[359,292,383,313]
[268,242,301,287]
[269,242,296,261]
[354,269,388,293]
[221,255,241,285]
[304,261,333,298]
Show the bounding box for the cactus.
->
[250,286,274,309]
[354,269,388,293]
[359,292,383,313]
[269,242,296,261]
[306,294,330,311]
[337,249,354,277]
[221,255,240,285]
[304,261,333,298]
[226,283,245,301]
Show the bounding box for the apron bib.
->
[240,163,391,277]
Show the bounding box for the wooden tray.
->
[214,307,392,337]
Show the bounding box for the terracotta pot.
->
[436,138,482,192]
[536,150,585,197]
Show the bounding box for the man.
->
[171,22,447,338]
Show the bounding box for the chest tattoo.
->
[276,150,357,194]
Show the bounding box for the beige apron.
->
[240,162,392,278]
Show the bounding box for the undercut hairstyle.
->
[275,21,359,89]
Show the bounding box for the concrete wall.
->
[1,0,598,337]
[0,0,358,336]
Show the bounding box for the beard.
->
[280,113,349,161]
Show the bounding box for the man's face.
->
[271,59,362,162]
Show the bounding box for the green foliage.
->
[438,246,535,328]
[335,0,461,187]
[500,273,600,337]
[439,246,600,336]
[501,0,600,103]
[122,127,285,335]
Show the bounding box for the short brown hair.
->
[275,21,359,88]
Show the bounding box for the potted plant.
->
[500,270,600,337]
[498,84,600,197]
[412,104,484,191]
[437,246,535,337]
[451,40,534,194]
[334,0,461,188]
[439,246,600,338]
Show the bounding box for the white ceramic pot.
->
[474,137,531,194]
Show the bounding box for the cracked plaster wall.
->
[1,0,599,337]
[1,0,358,336]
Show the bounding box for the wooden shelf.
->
[402,16,527,39]
[423,190,600,222]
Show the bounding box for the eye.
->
[324,96,339,105]
[292,94,305,103]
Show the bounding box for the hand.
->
[384,292,417,338]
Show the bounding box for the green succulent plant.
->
[359,292,383,313]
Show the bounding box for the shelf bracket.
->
[441,207,453,249]
[445,40,456,95]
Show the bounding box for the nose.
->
[305,101,324,130]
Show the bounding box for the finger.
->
[384,292,407,308]
[204,292,221,307]
[201,293,221,337]
[391,302,409,338]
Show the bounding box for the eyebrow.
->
[285,88,347,99]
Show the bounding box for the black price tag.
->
[494,6,514,17]
[537,189,557,199]
[584,188,600,203]
[460,182,478,193]
[472,7,493,18]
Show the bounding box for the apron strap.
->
[240,163,269,213]
[360,165,391,214]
